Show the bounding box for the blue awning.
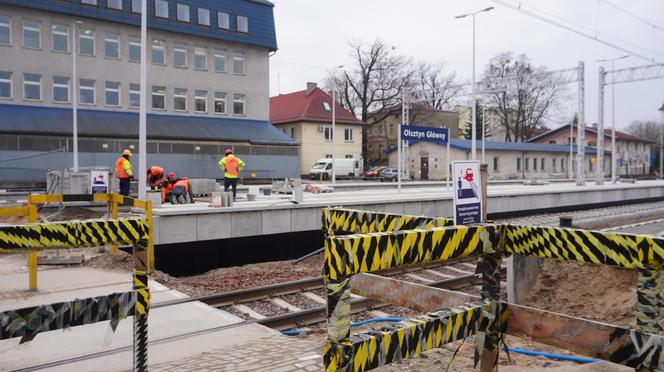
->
[0,104,298,146]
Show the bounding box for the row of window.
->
[0,72,246,115]
[0,17,245,74]
[77,0,249,33]
[281,126,355,142]
[515,157,567,172]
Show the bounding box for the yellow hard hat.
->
[122,149,133,156]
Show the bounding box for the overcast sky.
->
[269,0,664,131]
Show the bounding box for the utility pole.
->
[576,61,586,186]
[72,21,82,171]
[138,0,147,200]
[596,66,604,185]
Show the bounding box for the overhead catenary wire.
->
[490,0,663,65]
[599,0,664,32]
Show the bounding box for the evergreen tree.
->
[462,102,491,140]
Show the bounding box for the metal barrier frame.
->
[322,207,664,372]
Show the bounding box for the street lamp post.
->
[331,65,344,185]
[138,0,148,200]
[456,6,494,161]
[72,21,82,172]
[597,55,630,184]
[660,103,664,179]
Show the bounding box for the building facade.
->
[0,0,299,183]
[387,140,605,181]
[528,124,652,176]
[366,106,459,165]
[270,83,365,176]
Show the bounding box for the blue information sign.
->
[400,125,448,145]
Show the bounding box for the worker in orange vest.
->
[161,172,176,203]
[115,149,133,196]
[146,165,165,190]
[218,149,245,201]
[170,177,194,204]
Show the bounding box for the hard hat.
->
[224,148,233,155]
[122,149,132,157]
[167,172,175,178]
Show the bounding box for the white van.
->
[309,158,361,180]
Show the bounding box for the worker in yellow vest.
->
[115,149,133,196]
[218,149,245,201]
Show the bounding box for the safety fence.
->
[0,199,153,371]
[322,208,664,371]
[0,193,154,290]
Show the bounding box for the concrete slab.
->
[231,210,262,238]
[262,209,291,235]
[158,213,197,244]
[196,212,231,241]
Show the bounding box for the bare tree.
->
[480,52,566,142]
[407,62,461,124]
[626,120,662,144]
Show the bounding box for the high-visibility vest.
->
[116,157,132,179]
[220,155,244,178]
[173,179,190,192]
[148,166,164,178]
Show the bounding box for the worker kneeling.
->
[146,165,164,190]
[170,177,194,205]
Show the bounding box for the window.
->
[379,125,384,135]
[561,158,566,172]
[516,157,522,171]
[79,79,95,104]
[237,15,248,33]
[324,127,333,141]
[51,25,69,52]
[152,86,166,109]
[152,39,165,64]
[541,158,545,172]
[493,157,499,172]
[214,49,226,72]
[548,140,556,144]
[389,124,394,135]
[155,0,169,19]
[129,83,140,108]
[174,88,187,111]
[52,76,70,103]
[131,0,142,13]
[104,34,119,59]
[233,93,244,115]
[81,0,97,5]
[0,16,10,45]
[173,44,187,67]
[195,90,207,112]
[0,71,11,98]
[214,91,226,113]
[129,37,141,62]
[322,102,331,111]
[176,3,190,22]
[79,28,95,56]
[105,81,120,106]
[290,127,295,139]
[533,158,537,171]
[552,158,557,172]
[198,8,210,26]
[325,154,332,159]
[194,47,206,69]
[23,20,41,49]
[344,128,353,141]
[588,141,596,147]
[23,74,41,100]
[107,0,122,10]
[525,158,530,171]
[345,154,353,159]
[233,52,244,74]
[217,11,230,29]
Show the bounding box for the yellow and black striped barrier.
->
[322,208,664,372]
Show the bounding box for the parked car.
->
[362,166,387,179]
[309,158,361,180]
[379,167,399,182]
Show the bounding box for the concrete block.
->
[38,254,84,265]
[158,215,197,244]
[402,201,422,216]
[262,210,291,235]
[231,211,262,238]
[506,255,542,304]
[384,203,405,215]
[196,213,232,241]
[291,208,320,231]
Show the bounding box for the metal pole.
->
[332,77,336,185]
[660,107,664,178]
[471,14,477,160]
[576,61,586,186]
[569,118,573,179]
[138,0,147,200]
[446,138,450,191]
[597,66,605,185]
[481,104,485,163]
[398,90,405,192]
[610,61,617,183]
[72,22,79,172]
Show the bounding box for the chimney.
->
[306,82,317,95]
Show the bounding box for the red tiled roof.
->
[270,87,364,125]
[528,124,653,144]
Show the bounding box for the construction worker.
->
[170,177,194,204]
[146,165,164,190]
[218,149,245,201]
[115,149,133,196]
[161,172,176,203]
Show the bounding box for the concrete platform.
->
[152,180,664,244]
[0,255,281,371]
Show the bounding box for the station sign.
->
[91,170,109,194]
[452,160,482,225]
[400,125,448,145]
